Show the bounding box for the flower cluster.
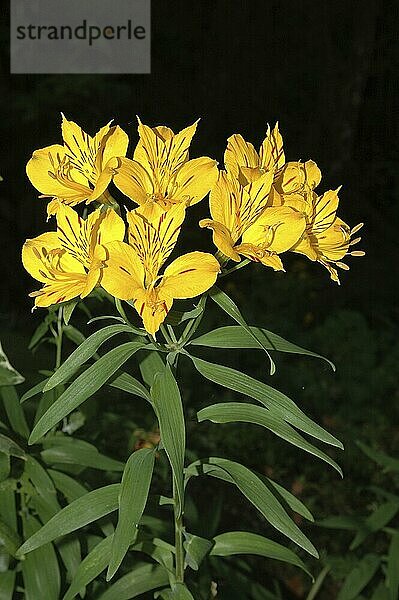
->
[22,116,364,334]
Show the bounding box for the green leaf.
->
[190,325,335,370]
[63,535,113,600]
[317,515,363,530]
[20,378,48,403]
[0,342,24,386]
[210,531,312,578]
[189,355,342,448]
[151,365,185,516]
[338,553,380,600]
[98,562,169,600]
[357,442,399,473]
[107,448,156,580]
[266,479,314,522]
[350,502,399,549]
[17,484,120,556]
[29,319,50,350]
[0,386,29,439]
[0,517,20,557]
[186,457,318,557]
[30,341,145,444]
[387,532,399,600]
[43,324,135,392]
[63,325,86,346]
[164,305,203,326]
[48,469,88,502]
[0,571,16,600]
[108,371,151,402]
[63,301,78,325]
[21,514,60,600]
[0,433,25,460]
[140,351,165,387]
[0,487,17,531]
[41,438,124,472]
[0,453,10,482]
[183,532,214,570]
[157,584,195,599]
[209,286,276,375]
[198,402,342,475]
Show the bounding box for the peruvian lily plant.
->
[2,115,364,599]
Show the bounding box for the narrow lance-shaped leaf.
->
[189,354,342,448]
[210,531,312,578]
[185,457,318,557]
[108,371,151,402]
[21,513,60,600]
[209,286,276,374]
[29,341,145,444]
[151,365,185,516]
[0,342,24,386]
[43,324,136,392]
[157,584,195,599]
[0,433,26,460]
[198,403,342,475]
[0,571,16,600]
[337,553,380,600]
[63,535,114,600]
[140,351,165,387]
[98,563,169,600]
[41,437,124,472]
[0,386,29,439]
[17,484,120,556]
[107,448,156,580]
[190,325,335,370]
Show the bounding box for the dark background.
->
[0,1,398,595]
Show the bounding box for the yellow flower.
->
[289,189,365,283]
[200,170,305,270]
[113,118,218,219]
[26,115,129,216]
[22,205,125,307]
[101,203,220,335]
[224,123,285,185]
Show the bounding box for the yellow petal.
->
[134,119,198,175]
[134,288,173,336]
[56,205,92,267]
[224,134,260,180]
[127,203,186,276]
[236,243,285,271]
[161,252,220,299]
[26,145,75,198]
[242,206,306,253]
[274,162,305,195]
[101,126,129,167]
[22,232,62,282]
[312,189,340,233]
[173,157,218,206]
[316,217,350,261]
[101,241,145,300]
[291,236,318,261]
[31,276,87,308]
[61,115,97,160]
[304,160,321,189]
[208,171,239,234]
[113,157,151,204]
[96,208,126,246]
[88,157,119,203]
[259,123,285,173]
[199,219,241,262]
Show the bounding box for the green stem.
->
[305,566,331,600]
[173,477,185,583]
[55,307,64,370]
[220,258,251,278]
